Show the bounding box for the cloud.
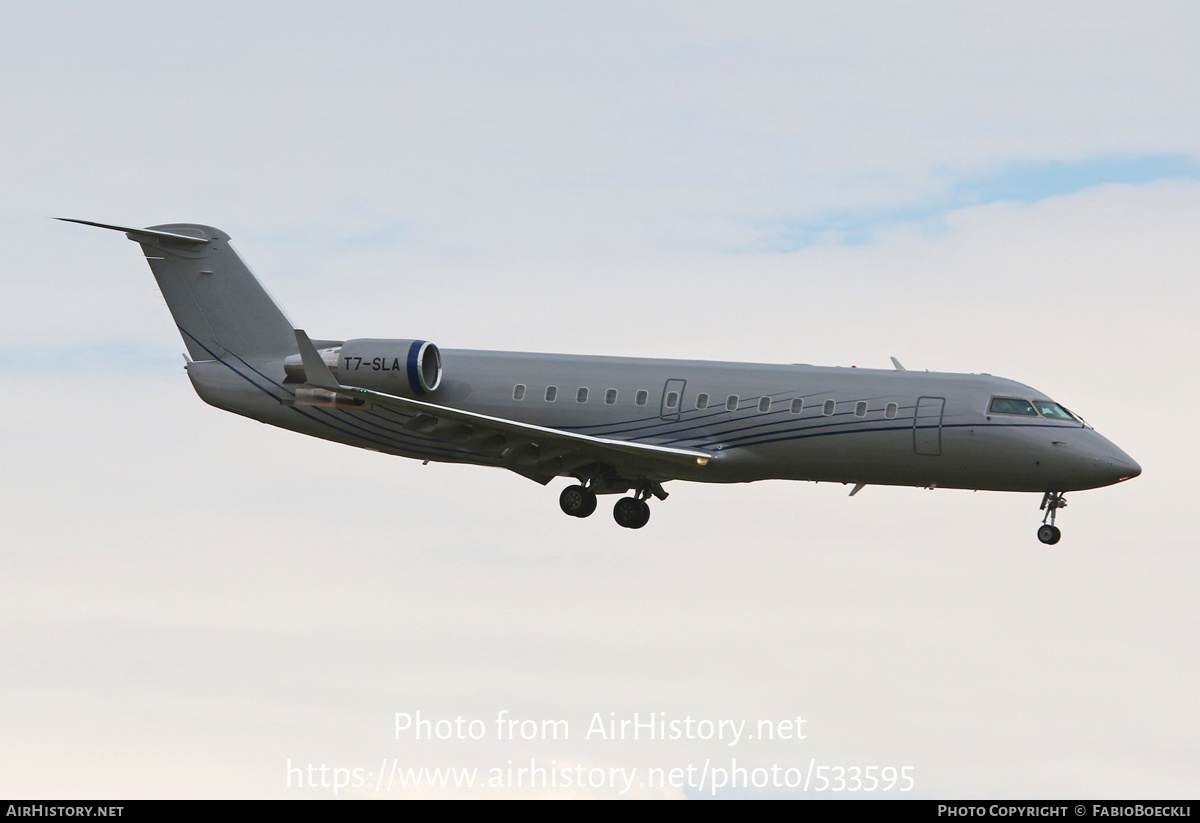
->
[741,154,1200,251]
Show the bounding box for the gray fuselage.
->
[187,347,1140,494]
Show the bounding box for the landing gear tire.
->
[559,485,597,518]
[613,496,650,529]
[1037,524,1061,545]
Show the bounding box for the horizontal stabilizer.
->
[56,218,210,246]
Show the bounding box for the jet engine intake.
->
[331,338,443,396]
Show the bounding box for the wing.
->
[295,330,714,484]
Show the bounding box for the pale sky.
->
[1,1,1197,798]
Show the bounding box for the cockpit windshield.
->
[1032,401,1076,421]
[988,397,1037,416]
[989,396,1082,423]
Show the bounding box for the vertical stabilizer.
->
[60,219,297,361]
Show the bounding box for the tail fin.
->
[59,219,297,361]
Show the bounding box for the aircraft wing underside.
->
[295,331,715,485]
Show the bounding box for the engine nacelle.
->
[284,338,443,396]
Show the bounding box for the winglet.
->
[890,356,906,371]
[55,218,210,246]
[295,329,340,390]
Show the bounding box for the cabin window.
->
[665,391,679,409]
[855,401,867,417]
[577,387,589,403]
[885,402,898,419]
[822,399,835,416]
[1033,401,1075,420]
[989,397,1036,416]
[605,388,618,405]
[758,396,771,413]
[635,390,648,406]
[791,398,804,414]
[545,386,558,402]
[513,384,526,401]
[726,395,739,411]
[696,393,709,410]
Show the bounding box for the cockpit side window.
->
[1033,401,1076,421]
[989,397,1037,416]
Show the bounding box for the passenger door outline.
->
[913,396,945,456]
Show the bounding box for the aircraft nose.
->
[1041,430,1141,489]
[1109,452,1141,482]
[1088,435,1141,486]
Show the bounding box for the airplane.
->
[60,219,1142,543]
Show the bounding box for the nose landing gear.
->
[1037,491,1067,544]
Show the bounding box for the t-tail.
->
[58,219,298,362]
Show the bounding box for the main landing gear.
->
[1037,491,1067,545]
[558,480,662,529]
[613,496,651,530]
[559,484,597,518]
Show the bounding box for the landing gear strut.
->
[1037,491,1066,545]
[559,484,597,518]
